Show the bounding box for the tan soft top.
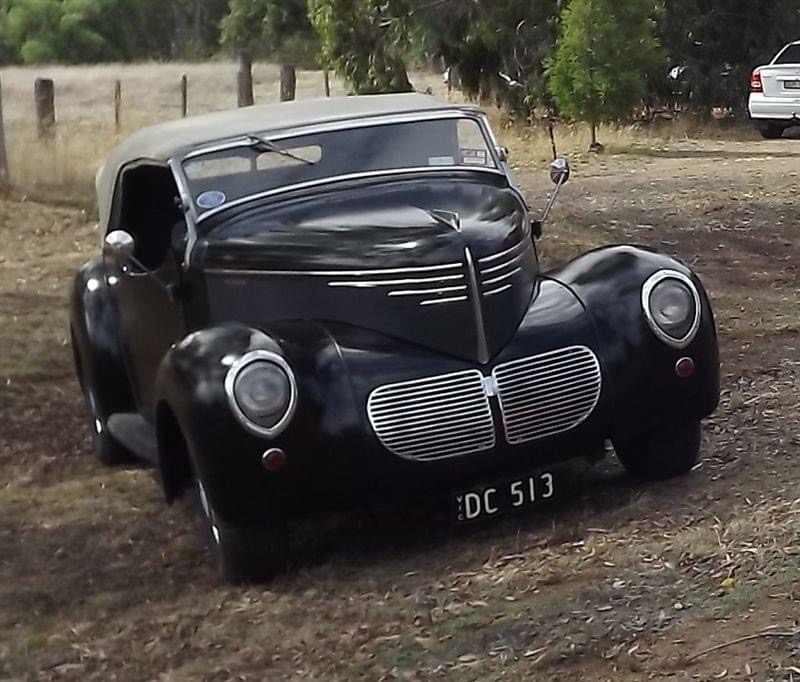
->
[96,93,470,230]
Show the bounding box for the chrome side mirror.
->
[535,157,571,238]
[103,230,135,266]
[496,146,510,163]
[549,157,570,185]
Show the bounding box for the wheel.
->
[195,479,288,584]
[613,420,701,481]
[81,386,134,465]
[72,329,133,466]
[758,124,784,139]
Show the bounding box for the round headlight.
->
[225,351,297,437]
[642,270,701,348]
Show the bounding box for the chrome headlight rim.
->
[641,269,702,349]
[224,350,298,438]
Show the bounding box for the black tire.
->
[195,479,289,584]
[72,329,134,466]
[81,386,135,466]
[758,124,784,139]
[613,420,701,481]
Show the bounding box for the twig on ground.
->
[687,627,800,662]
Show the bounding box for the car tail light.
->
[750,69,763,93]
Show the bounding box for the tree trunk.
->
[279,64,296,102]
[237,52,254,108]
[588,121,604,153]
[547,114,558,160]
[478,69,493,104]
[377,56,413,93]
[323,69,331,97]
[0,77,8,187]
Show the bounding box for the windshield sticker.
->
[197,190,227,209]
[429,156,455,166]
[461,149,489,165]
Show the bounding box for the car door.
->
[110,163,188,417]
[115,257,185,416]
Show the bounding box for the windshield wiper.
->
[247,135,316,166]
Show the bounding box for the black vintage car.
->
[70,94,719,583]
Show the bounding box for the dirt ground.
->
[2,134,800,681]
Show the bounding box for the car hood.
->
[195,176,536,364]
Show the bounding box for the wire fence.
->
[0,62,449,199]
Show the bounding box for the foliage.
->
[415,0,562,117]
[220,0,317,65]
[546,0,662,140]
[657,0,800,115]
[1,0,800,122]
[306,0,559,111]
[308,0,414,94]
[1,0,226,64]
[173,0,229,59]
[5,0,93,63]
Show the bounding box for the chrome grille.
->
[367,370,495,461]
[478,240,530,297]
[493,346,601,445]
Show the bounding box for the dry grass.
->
[3,134,800,679]
[0,61,447,204]
[1,61,764,207]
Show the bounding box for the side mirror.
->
[103,230,135,266]
[534,157,571,238]
[549,157,570,185]
[497,146,510,163]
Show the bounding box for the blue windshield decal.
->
[197,190,227,209]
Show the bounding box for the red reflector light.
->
[750,69,763,93]
[262,448,287,471]
[675,357,695,378]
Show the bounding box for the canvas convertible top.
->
[96,93,471,230]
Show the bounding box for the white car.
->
[749,41,800,138]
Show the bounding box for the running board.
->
[107,413,158,464]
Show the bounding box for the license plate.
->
[784,80,800,89]
[453,471,555,522]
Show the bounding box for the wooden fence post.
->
[323,69,331,97]
[35,77,56,140]
[181,74,188,117]
[279,64,296,102]
[0,77,8,187]
[114,80,122,132]
[237,52,254,107]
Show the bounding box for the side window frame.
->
[107,159,162,235]
[108,160,187,271]
[168,157,200,267]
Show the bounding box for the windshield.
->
[181,117,498,216]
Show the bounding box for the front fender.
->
[546,245,720,442]
[154,321,361,525]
